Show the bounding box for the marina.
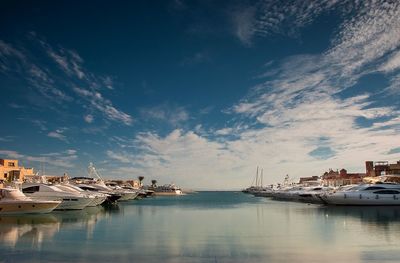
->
[243,160,400,206]
[2,158,400,263]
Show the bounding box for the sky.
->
[1,0,400,190]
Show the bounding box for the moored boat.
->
[0,188,61,214]
[149,184,183,196]
[21,183,93,210]
[319,183,400,205]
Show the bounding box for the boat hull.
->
[117,192,139,201]
[154,191,183,196]
[320,193,400,205]
[28,196,93,210]
[0,200,61,214]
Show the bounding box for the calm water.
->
[1,192,400,263]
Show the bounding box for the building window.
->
[8,162,15,167]
[3,173,7,178]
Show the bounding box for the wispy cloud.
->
[140,103,189,126]
[44,41,86,80]
[0,149,78,169]
[0,150,24,159]
[0,39,71,103]
[73,87,133,125]
[379,51,400,73]
[0,33,133,126]
[0,136,15,142]
[47,128,68,142]
[0,39,27,71]
[231,0,355,45]
[230,5,257,46]
[84,114,94,123]
[30,119,48,131]
[106,150,132,163]
[102,76,114,90]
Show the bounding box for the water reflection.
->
[0,206,112,249]
[1,193,400,263]
[0,214,60,248]
[320,206,400,223]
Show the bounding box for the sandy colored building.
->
[322,160,400,187]
[322,168,365,187]
[0,159,35,187]
[366,160,400,176]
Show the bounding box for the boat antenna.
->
[88,162,104,181]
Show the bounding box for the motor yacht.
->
[253,187,274,197]
[21,183,93,210]
[71,183,122,204]
[105,182,139,201]
[319,183,400,205]
[54,184,107,207]
[0,188,61,214]
[295,186,333,204]
[271,185,304,201]
[70,163,132,203]
[149,184,183,196]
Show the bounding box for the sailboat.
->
[242,167,265,194]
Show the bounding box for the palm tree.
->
[138,176,144,187]
[151,179,157,187]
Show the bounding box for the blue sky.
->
[1,0,400,189]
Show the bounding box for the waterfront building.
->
[322,168,365,187]
[298,176,320,185]
[321,160,400,187]
[0,159,35,187]
[365,160,400,176]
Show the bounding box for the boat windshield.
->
[341,185,363,191]
[1,188,29,200]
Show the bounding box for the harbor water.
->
[1,191,400,263]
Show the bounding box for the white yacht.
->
[70,163,137,202]
[105,182,139,201]
[0,188,61,214]
[295,186,333,204]
[21,183,93,210]
[71,182,122,204]
[272,185,304,201]
[253,187,274,197]
[149,184,183,196]
[319,183,400,205]
[55,184,107,207]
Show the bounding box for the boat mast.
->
[255,166,259,187]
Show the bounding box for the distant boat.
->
[148,184,183,196]
[105,181,139,201]
[0,188,61,214]
[242,167,265,194]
